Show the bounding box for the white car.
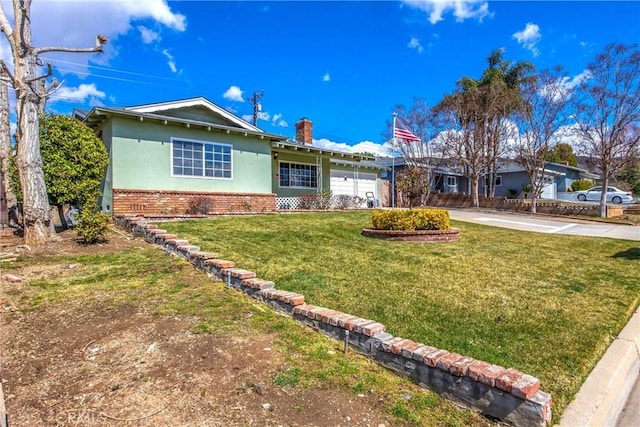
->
[575,186,634,204]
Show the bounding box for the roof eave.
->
[270,141,376,162]
[83,107,288,141]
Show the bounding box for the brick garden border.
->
[115,215,552,427]
[361,227,460,242]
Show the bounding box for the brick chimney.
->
[295,118,313,144]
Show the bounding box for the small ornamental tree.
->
[39,114,108,228]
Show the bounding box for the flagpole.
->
[392,113,397,209]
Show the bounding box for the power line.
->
[51,67,181,89]
[40,57,185,82]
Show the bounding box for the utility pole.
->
[246,91,264,126]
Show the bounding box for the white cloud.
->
[26,1,186,46]
[138,26,160,44]
[0,0,187,79]
[541,69,592,102]
[322,73,330,82]
[161,49,177,73]
[408,37,424,53]
[312,138,391,157]
[48,83,106,104]
[223,85,244,102]
[271,113,288,127]
[513,22,541,56]
[403,0,491,25]
[550,123,587,154]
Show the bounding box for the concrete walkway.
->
[448,208,640,426]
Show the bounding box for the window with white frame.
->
[279,162,318,188]
[446,176,457,187]
[172,138,232,179]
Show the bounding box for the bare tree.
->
[432,88,486,207]
[385,98,442,206]
[0,0,106,244]
[514,67,571,213]
[573,43,640,217]
[0,68,16,226]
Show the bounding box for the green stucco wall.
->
[98,124,114,213]
[271,151,331,197]
[109,116,272,189]
[96,116,274,214]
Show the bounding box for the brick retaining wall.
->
[115,215,553,427]
[425,193,622,217]
[112,189,276,217]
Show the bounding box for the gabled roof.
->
[123,97,262,133]
[78,98,288,142]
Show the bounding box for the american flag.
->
[393,119,421,142]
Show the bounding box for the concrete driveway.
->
[448,208,640,241]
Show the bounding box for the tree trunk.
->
[11,3,57,244]
[471,176,480,207]
[0,71,16,226]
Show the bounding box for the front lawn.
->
[160,211,640,420]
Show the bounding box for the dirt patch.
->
[0,230,397,426]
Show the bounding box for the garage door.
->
[540,182,556,199]
[330,170,377,199]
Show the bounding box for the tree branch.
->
[0,4,14,42]
[35,34,108,55]
[25,62,51,83]
[0,60,16,86]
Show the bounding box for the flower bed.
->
[361,227,460,242]
[363,209,459,242]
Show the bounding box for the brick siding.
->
[112,189,276,217]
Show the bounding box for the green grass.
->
[159,211,640,420]
[14,239,490,426]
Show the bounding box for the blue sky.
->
[3,0,639,155]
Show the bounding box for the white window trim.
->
[446,176,457,186]
[170,137,233,180]
[278,160,319,189]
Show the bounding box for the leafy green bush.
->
[371,209,450,231]
[571,180,593,191]
[76,200,110,244]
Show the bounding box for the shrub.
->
[571,180,593,191]
[300,190,332,210]
[371,209,450,231]
[188,197,214,214]
[333,194,362,209]
[76,200,110,244]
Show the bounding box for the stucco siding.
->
[99,123,114,213]
[272,151,331,197]
[109,117,272,194]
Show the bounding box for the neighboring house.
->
[374,157,467,206]
[479,161,598,199]
[375,155,597,203]
[77,97,376,216]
